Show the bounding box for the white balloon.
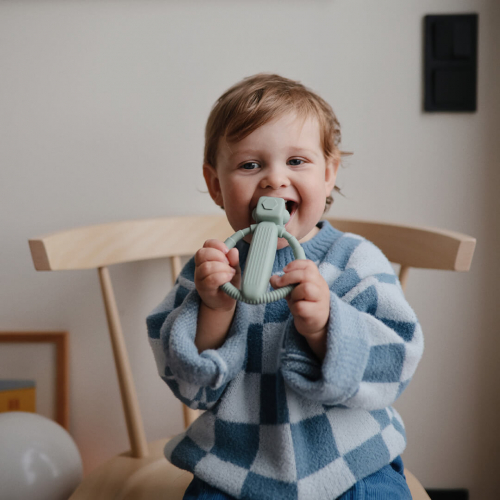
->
[0,412,83,500]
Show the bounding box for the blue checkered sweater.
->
[147,221,423,500]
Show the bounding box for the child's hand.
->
[270,259,330,340]
[194,239,241,312]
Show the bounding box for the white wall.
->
[1,0,499,498]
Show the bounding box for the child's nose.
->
[259,166,290,190]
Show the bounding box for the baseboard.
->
[425,490,469,500]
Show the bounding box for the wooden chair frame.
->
[29,215,475,500]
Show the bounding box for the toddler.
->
[147,74,423,499]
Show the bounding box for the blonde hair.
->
[204,73,346,208]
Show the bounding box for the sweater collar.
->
[272,220,340,273]
[236,220,341,274]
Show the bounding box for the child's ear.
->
[324,157,339,195]
[203,163,224,207]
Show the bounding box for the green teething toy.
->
[221,196,306,304]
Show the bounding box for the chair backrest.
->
[28,215,476,459]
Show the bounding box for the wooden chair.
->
[28,215,476,500]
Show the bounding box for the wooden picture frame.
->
[0,331,69,430]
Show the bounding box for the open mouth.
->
[285,200,296,213]
[285,200,298,224]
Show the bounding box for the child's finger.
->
[195,247,230,266]
[226,248,242,288]
[288,299,317,319]
[203,239,230,254]
[279,260,321,284]
[272,269,310,288]
[196,261,235,282]
[199,271,237,290]
[226,248,240,270]
[287,282,323,303]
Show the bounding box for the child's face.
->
[203,112,338,249]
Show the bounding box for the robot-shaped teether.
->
[221,196,305,304]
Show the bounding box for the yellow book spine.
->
[0,388,36,413]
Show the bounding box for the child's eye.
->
[288,158,305,166]
[240,162,261,170]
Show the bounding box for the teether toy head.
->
[252,197,290,226]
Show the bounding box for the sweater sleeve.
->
[146,258,248,410]
[280,234,424,410]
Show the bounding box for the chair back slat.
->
[29,215,233,271]
[328,218,475,271]
[30,216,476,273]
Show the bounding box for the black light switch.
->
[424,14,478,112]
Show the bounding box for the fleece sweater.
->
[146,220,423,500]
